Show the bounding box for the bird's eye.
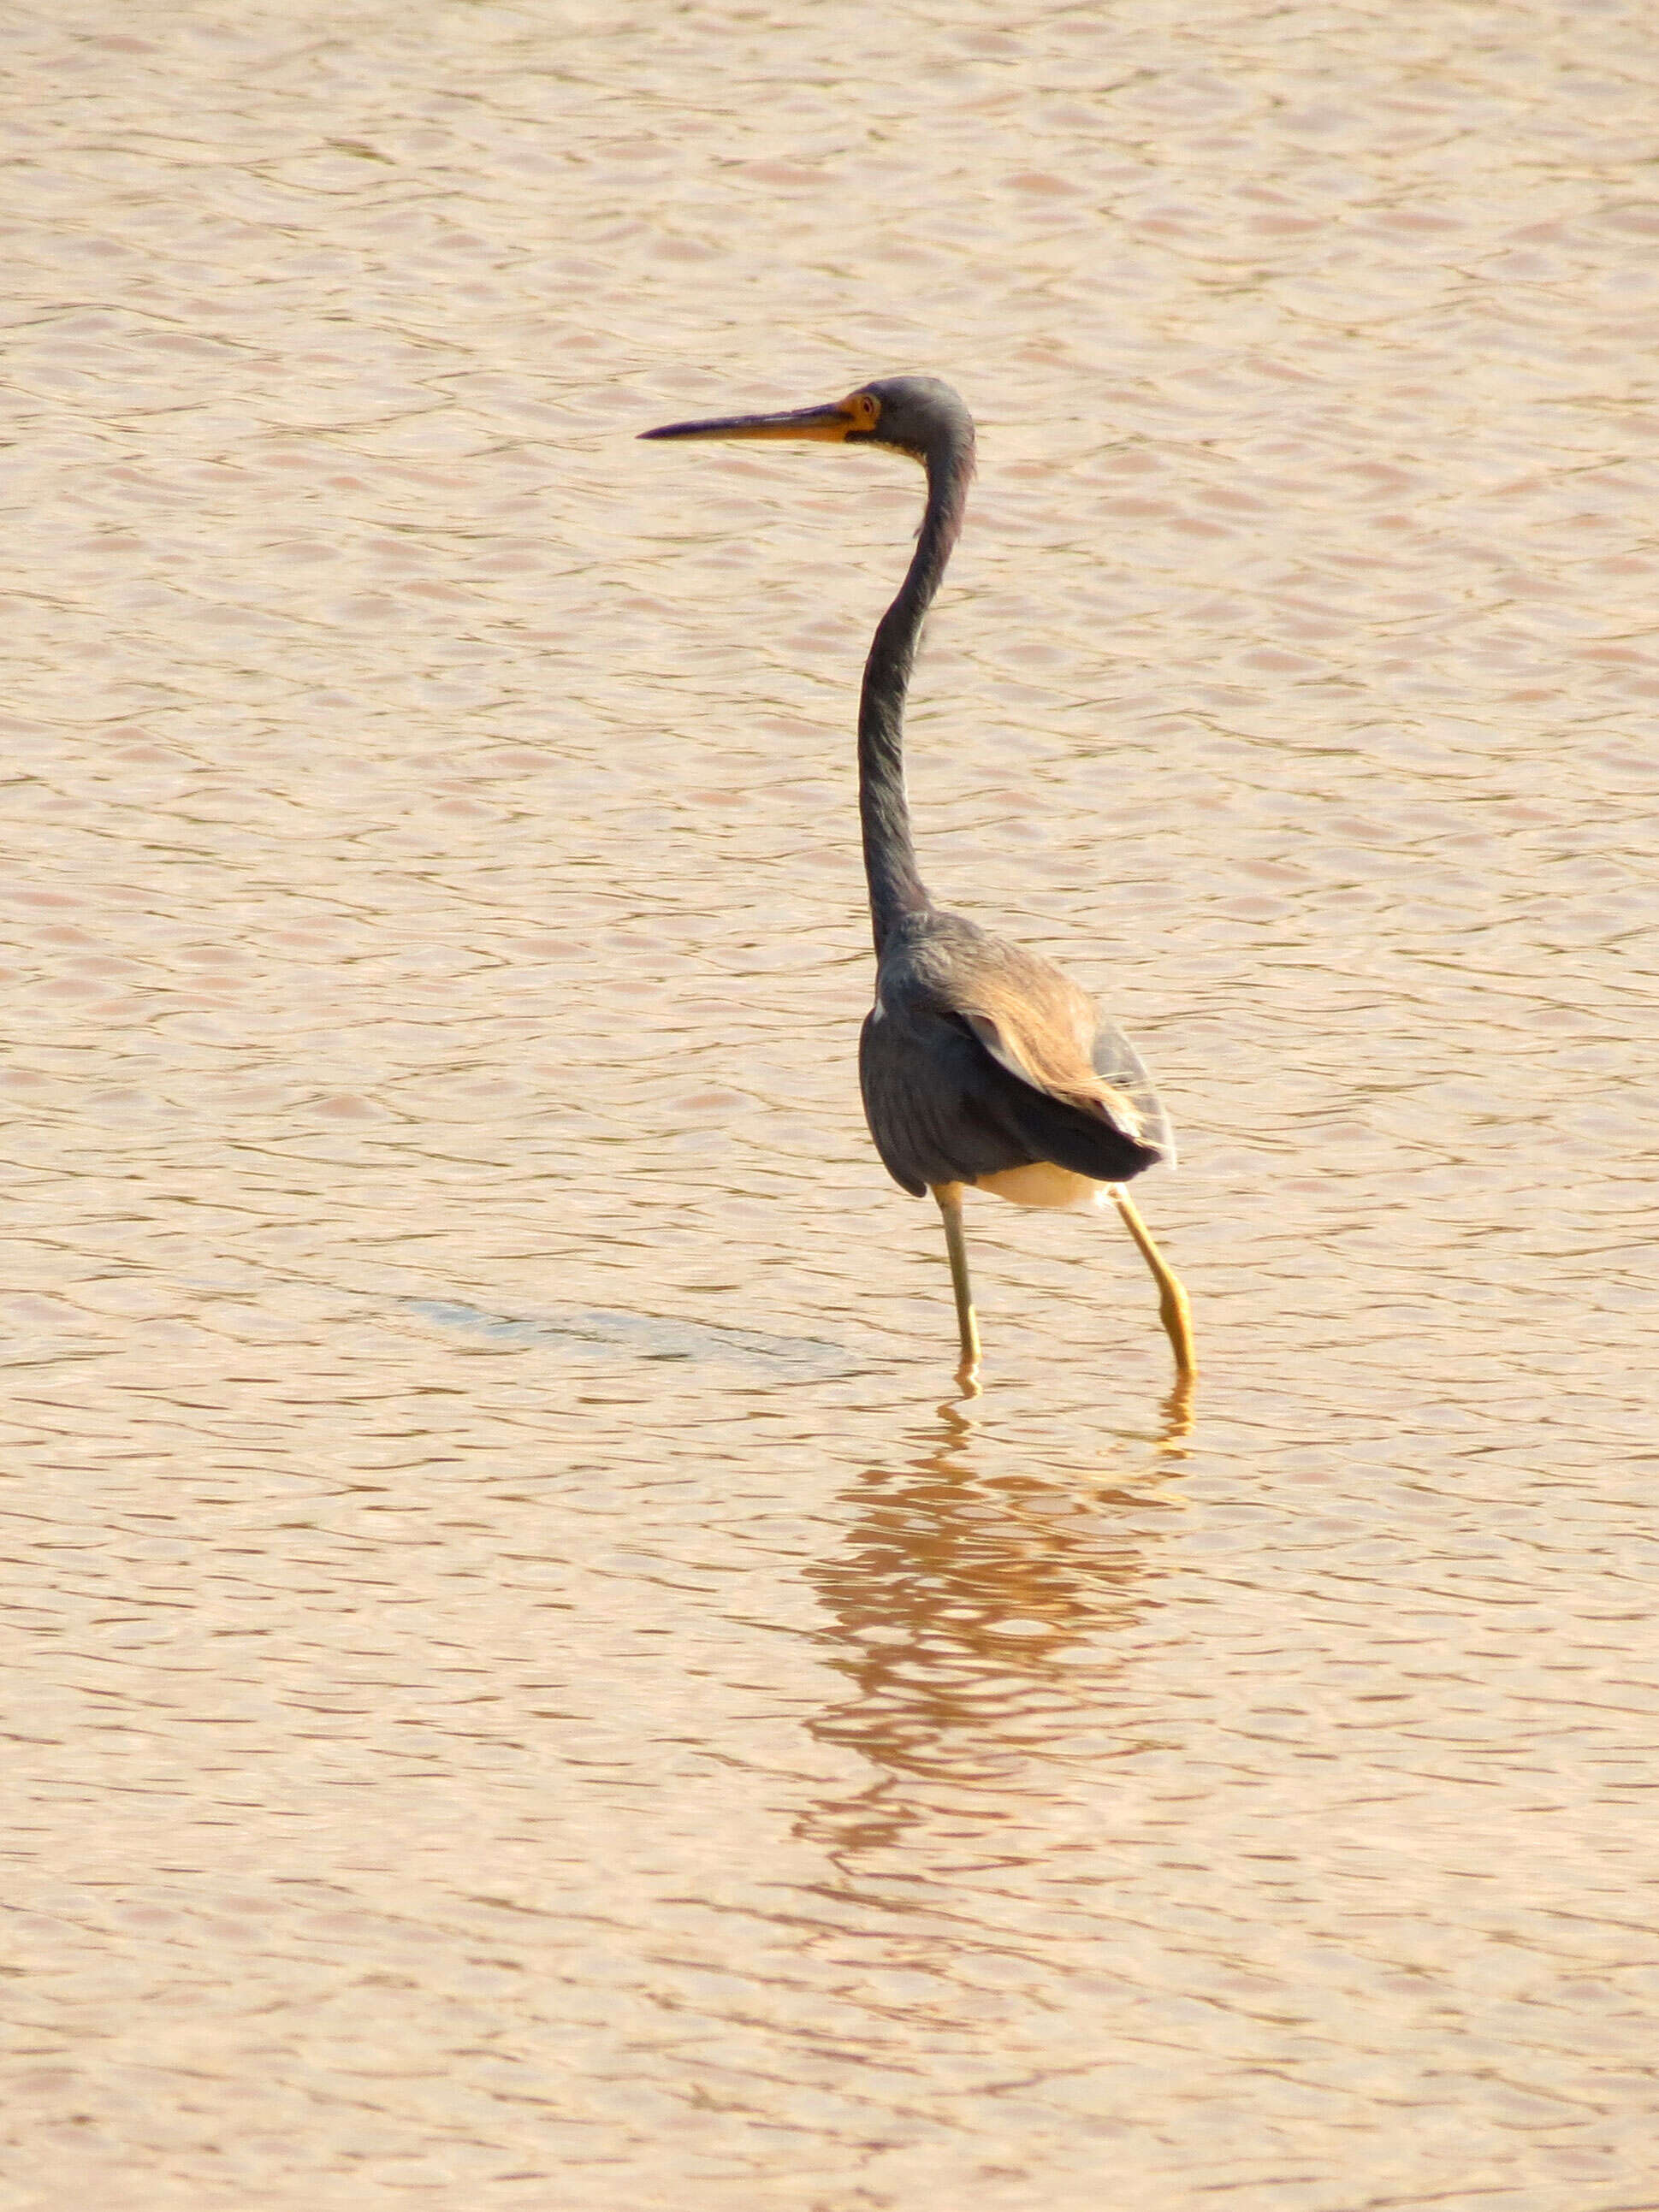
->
[846,392,880,431]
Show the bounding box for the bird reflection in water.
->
[799,1390,1189,1867]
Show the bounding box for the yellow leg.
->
[1111,1185,1197,1381]
[931,1181,982,1391]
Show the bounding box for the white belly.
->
[974,1162,1106,1211]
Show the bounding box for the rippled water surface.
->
[5,4,1656,2206]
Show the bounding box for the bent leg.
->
[1111,1185,1197,1380]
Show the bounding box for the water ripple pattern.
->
[3,4,1655,2209]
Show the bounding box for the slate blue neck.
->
[858,435,974,956]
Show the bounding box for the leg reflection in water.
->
[798,1396,1190,1868]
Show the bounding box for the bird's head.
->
[641,375,973,470]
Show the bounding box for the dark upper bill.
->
[639,390,880,443]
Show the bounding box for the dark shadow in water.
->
[403,1295,859,1382]
[799,1391,1189,1866]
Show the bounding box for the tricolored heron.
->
[643,376,1194,1392]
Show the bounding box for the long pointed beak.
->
[640,397,859,445]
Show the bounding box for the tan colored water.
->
[5,3,1656,2205]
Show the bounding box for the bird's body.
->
[643,376,1194,1389]
[859,906,1167,1202]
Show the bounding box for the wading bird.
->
[643,376,1194,1393]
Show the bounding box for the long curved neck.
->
[859,432,974,955]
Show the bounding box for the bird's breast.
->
[973,1162,1106,1211]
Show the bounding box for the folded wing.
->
[859,921,1173,1197]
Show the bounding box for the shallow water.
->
[4,3,1656,2206]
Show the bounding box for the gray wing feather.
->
[1091,1016,1175,1166]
